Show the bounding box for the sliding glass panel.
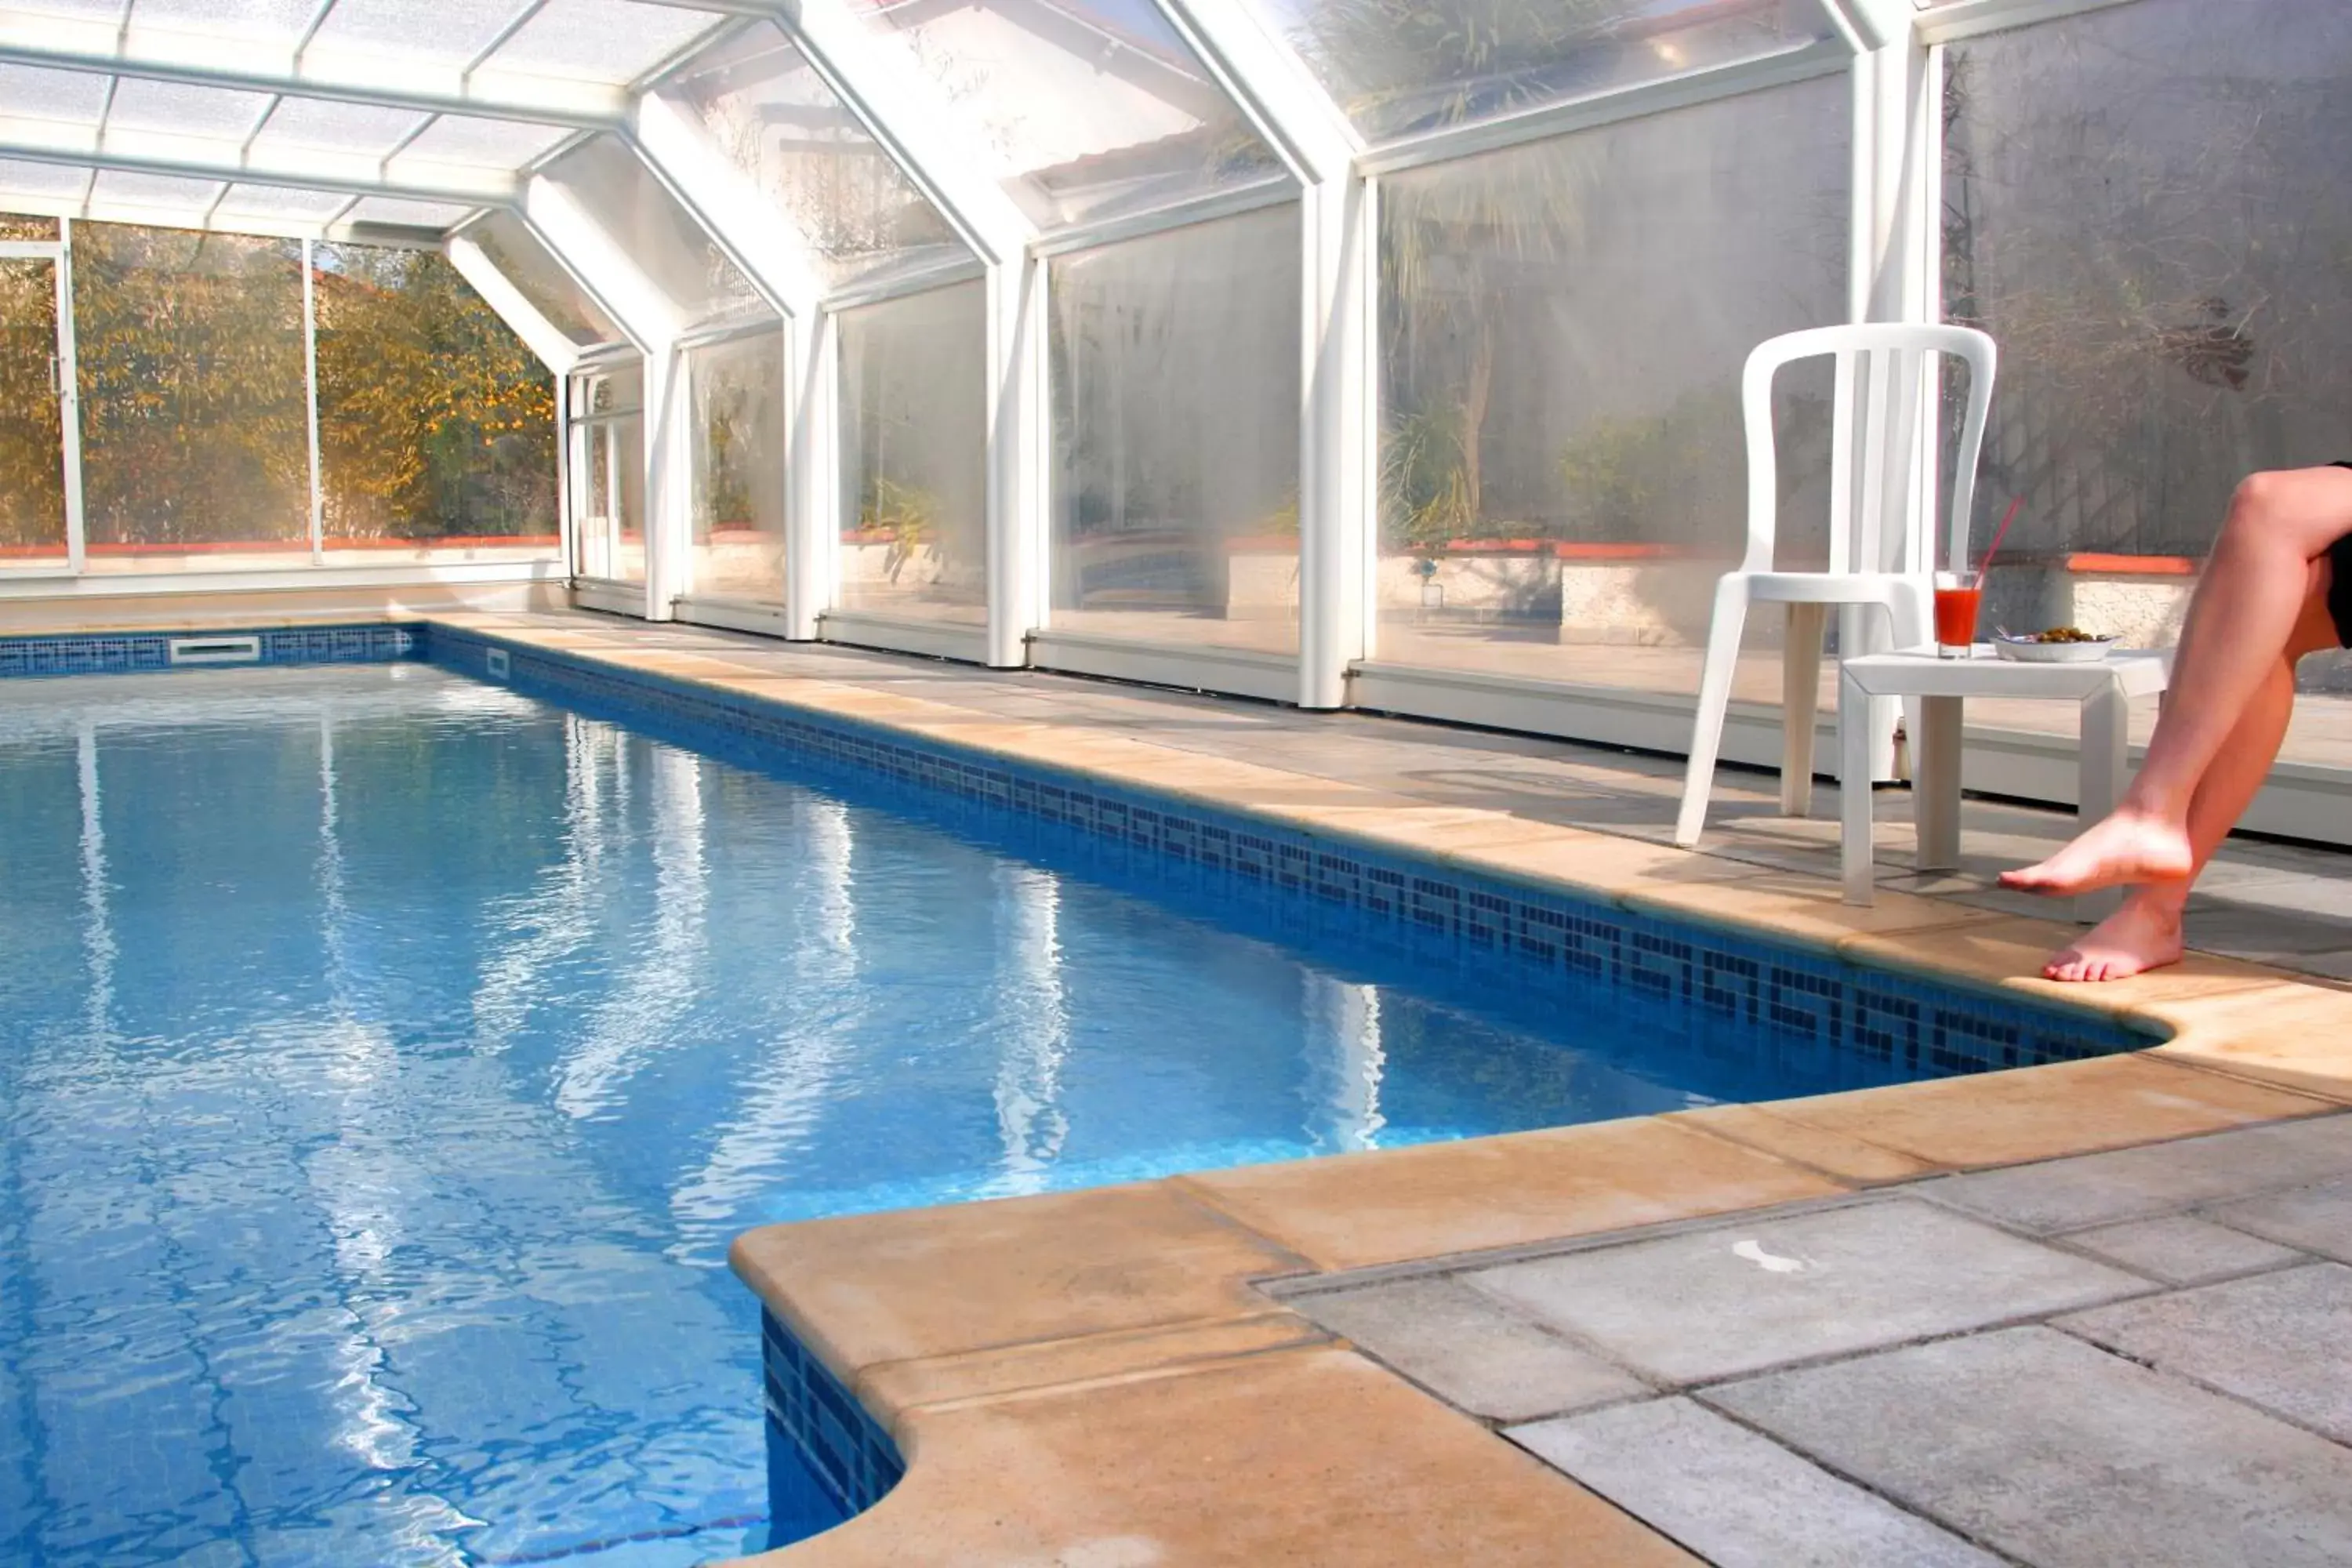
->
[0,254,67,572]
[1373,74,1848,704]
[1269,0,1834,144]
[1049,203,1301,653]
[843,0,1286,230]
[687,326,789,604]
[666,21,971,291]
[74,223,311,572]
[314,241,559,563]
[572,361,646,584]
[837,280,986,626]
[1946,0,2352,735]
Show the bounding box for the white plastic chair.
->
[1674,324,1997,848]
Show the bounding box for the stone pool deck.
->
[37,605,2352,1563]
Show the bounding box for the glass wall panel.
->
[1944,0,2352,698]
[845,0,1285,230]
[571,361,646,583]
[1049,204,1301,652]
[540,136,760,326]
[0,253,67,572]
[1374,75,1848,699]
[688,326,788,603]
[837,280,985,625]
[314,242,559,561]
[667,22,971,290]
[74,223,311,572]
[1272,0,1832,144]
[467,210,625,348]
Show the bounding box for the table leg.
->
[1841,668,1875,906]
[2076,679,2131,924]
[1915,695,1963,873]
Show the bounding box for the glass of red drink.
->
[1933,571,1983,659]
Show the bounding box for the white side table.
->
[1837,645,2171,921]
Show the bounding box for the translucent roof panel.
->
[1268,0,1837,143]
[482,0,729,85]
[401,114,575,168]
[539,135,761,324]
[666,21,971,289]
[305,0,541,71]
[130,0,322,45]
[846,0,1287,230]
[216,183,358,220]
[345,195,477,227]
[249,99,434,160]
[0,161,90,200]
[103,78,278,141]
[0,63,111,122]
[466,208,625,348]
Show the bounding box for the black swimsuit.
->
[2332,461,2352,647]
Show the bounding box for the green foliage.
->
[1297,0,1651,136]
[858,475,938,550]
[0,257,64,549]
[1380,405,1476,555]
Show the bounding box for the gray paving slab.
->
[2210,1174,2352,1263]
[1918,1114,2352,1234]
[1704,1326,2352,1568]
[2056,1264,2352,1443]
[2060,1214,2308,1284]
[1462,1197,2143,1385]
[1290,1276,1650,1422]
[1508,1396,2003,1568]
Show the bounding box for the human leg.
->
[2042,558,2342,981]
[2004,466,2352,898]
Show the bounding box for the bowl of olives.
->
[1992,626,2118,663]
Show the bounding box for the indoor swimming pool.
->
[0,648,2146,1566]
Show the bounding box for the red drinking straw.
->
[1976,495,2025,579]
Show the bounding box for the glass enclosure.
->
[1371,74,1849,702]
[572,361,648,585]
[467,211,627,351]
[0,252,67,572]
[837,280,988,626]
[314,242,559,557]
[688,327,789,604]
[1050,203,1303,653]
[74,224,312,572]
[539,136,764,326]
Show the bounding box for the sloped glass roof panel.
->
[467,207,622,345]
[88,169,226,207]
[1265,0,1837,143]
[845,0,1287,230]
[666,21,971,289]
[481,0,728,85]
[103,78,278,140]
[306,0,537,71]
[9,0,122,19]
[0,160,91,198]
[401,114,574,167]
[129,0,321,44]
[540,134,760,322]
[0,62,112,125]
[215,183,357,219]
[249,97,433,158]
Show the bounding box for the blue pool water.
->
[0,658,2133,1566]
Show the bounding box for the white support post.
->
[1149,0,1367,708]
[523,173,689,619]
[785,309,837,641]
[776,0,1042,666]
[446,233,583,377]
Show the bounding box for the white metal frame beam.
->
[0,5,628,129]
[0,120,516,206]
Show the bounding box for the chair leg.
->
[1840,667,1876,906]
[1675,575,1751,848]
[1780,602,1828,816]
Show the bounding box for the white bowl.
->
[1993,635,2115,664]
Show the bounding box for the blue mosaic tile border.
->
[763,1312,904,1527]
[426,623,2158,1091]
[0,624,418,677]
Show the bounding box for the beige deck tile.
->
[1838,916,2289,1014]
[1175,1117,1846,1272]
[1667,1103,1938,1184]
[2144,984,2352,1102]
[729,1182,1308,1382]
[1443,831,1736,902]
[859,1311,1325,1419]
[1624,863,2004,946]
[1758,1054,2337,1169]
[735,1346,1698,1568]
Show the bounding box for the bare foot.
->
[2042,893,2185,982]
[1999,808,2195,898]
